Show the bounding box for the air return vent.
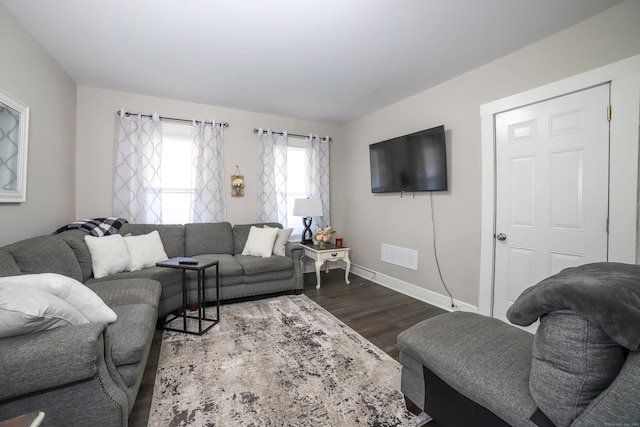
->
[381,244,418,270]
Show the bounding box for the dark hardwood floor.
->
[128,269,446,426]
[304,269,446,361]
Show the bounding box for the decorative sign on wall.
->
[231,165,244,197]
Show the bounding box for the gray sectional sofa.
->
[67,221,304,317]
[0,221,303,426]
[398,262,640,427]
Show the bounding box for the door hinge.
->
[607,105,612,122]
[606,217,610,233]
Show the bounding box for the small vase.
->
[319,240,326,249]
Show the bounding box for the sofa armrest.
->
[572,351,640,426]
[286,243,304,289]
[285,243,304,260]
[0,322,107,400]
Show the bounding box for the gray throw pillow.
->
[529,310,625,427]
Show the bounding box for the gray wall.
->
[0,4,77,246]
[74,86,340,222]
[335,0,640,307]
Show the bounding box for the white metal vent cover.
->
[381,244,418,270]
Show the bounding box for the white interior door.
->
[493,84,610,325]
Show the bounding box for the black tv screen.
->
[369,125,447,193]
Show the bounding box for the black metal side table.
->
[156,257,219,335]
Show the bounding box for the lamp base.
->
[301,217,313,244]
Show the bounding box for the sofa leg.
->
[294,288,303,295]
[404,395,421,415]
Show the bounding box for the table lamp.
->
[293,198,323,244]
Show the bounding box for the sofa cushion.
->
[86,267,183,300]
[242,226,279,257]
[180,255,244,291]
[108,303,157,366]
[0,322,107,401]
[242,269,295,285]
[1,235,83,282]
[57,229,94,281]
[184,222,234,255]
[84,234,131,278]
[190,254,243,277]
[233,222,282,255]
[0,249,21,277]
[90,273,180,318]
[86,278,162,308]
[123,230,169,271]
[0,284,89,338]
[265,225,293,256]
[235,254,293,276]
[0,273,116,323]
[120,223,185,258]
[530,310,626,427]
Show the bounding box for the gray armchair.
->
[398,262,640,427]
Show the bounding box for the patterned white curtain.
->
[191,120,226,222]
[113,112,163,223]
[256,128,288,224]
[305,134,331,227]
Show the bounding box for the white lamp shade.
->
[293,198,323,217]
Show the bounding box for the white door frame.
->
[478,54,640,317]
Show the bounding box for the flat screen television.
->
[369,125,447,193]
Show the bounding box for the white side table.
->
[300,243,351,289]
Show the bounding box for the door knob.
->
[496,233,507,241]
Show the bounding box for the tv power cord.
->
[430,192,455,309]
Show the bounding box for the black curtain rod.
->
[253,128,331,142]
[116,110,229,128]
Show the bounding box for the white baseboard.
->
[301,259,478,313]
[348,263,479,313]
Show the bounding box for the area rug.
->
[148,294,420,426]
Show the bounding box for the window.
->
[255,130,329,236]
[286,141,308,240]
[114,113,225,224]
[159,122,196,224]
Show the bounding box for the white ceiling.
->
[2,0,623,124]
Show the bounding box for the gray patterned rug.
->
[148,294,420,426]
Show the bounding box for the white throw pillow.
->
[123,230,169,271]
[264,225,293,256]
[0,284,89,338]
[84,234,131,279]
[0,273,117,323]
[242,226,279,257]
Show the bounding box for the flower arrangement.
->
[232,178,244,188]
[314,226,335,248]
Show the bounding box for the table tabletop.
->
[156,257,218,271]
[300,242,349,253]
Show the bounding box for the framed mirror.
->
[0,89,29,203]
